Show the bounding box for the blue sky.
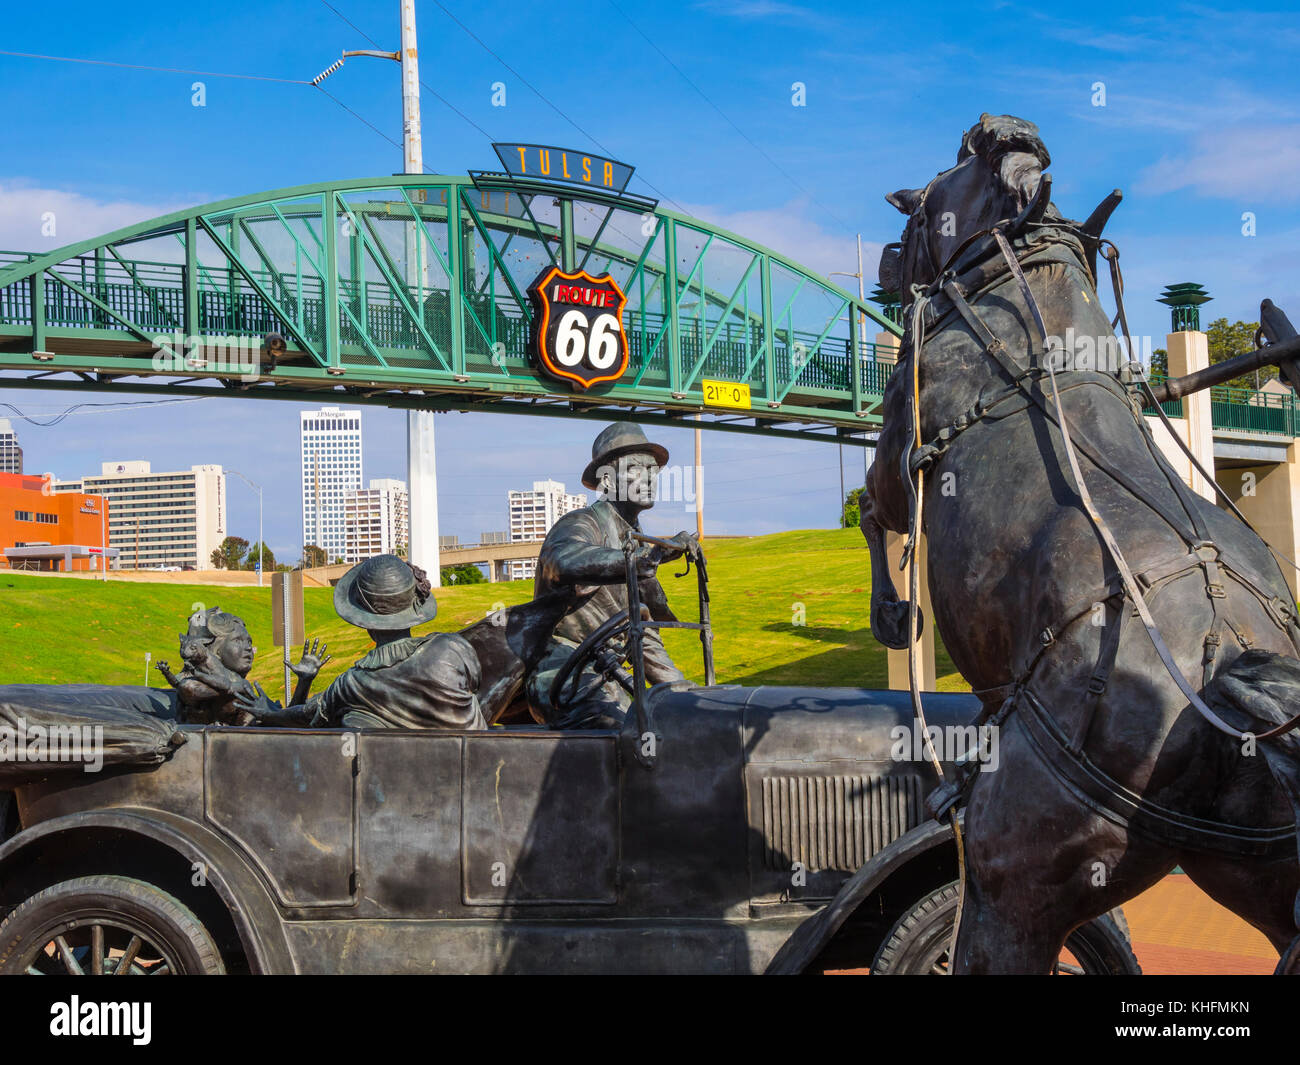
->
[2,0,1298,561]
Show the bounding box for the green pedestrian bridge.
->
[0,170,1292,447]
[0,173,902,445]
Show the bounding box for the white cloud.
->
[0,181,190,253]
[679,196,883,284]
[1137,127,1300,204]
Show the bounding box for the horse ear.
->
[885,188,922,216]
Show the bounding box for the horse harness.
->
[900,221,1300,855]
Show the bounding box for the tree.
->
[210,548,224,569]
[1150,347,1168,379]
[302,544,327,568]
[216,536,249,572]
[441,563,486,585]
[1207,317,1268,391]
[244,541,276,572]
[841,485,865,529]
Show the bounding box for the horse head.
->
[879,114,1054,302]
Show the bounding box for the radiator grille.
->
[759,774,923,872]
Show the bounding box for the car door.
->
[353,728,620,917]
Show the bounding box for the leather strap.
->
[1016,688,1295,857]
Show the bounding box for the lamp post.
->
[99,491,107,580]
[313,0,440,586]
[228,470,264,586]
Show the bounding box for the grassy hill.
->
[0,528,967,694]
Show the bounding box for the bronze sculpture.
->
[861,113,1300,973]
[157,607,329,726]
[526,422,696,728]
[237,556,485,730]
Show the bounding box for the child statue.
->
[156,606,330,725]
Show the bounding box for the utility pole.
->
[694,416,704,540]
[313,0,439,585]
[831,233,869,520]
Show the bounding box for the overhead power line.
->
[0,49,308,84]
[1,397,209,427]
[606,1,852,231]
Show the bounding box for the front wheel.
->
[0,875,225,975]
[871,882,1141,974]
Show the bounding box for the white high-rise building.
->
[0,418,22,474]
[300,407,363,564]
[53,461,225,569]
[507,479,587,580]
[344,478,409,563]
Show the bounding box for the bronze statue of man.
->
[527,422,696,728]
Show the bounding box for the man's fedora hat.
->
[581,421,670,489]
[334,554,438,631]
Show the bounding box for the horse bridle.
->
[898,213,1300,745]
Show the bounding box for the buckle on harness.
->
[1086,675,1107,696]
[925,779,967,824]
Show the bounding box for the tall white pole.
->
[257,484,264,587]
[400,0,422,177]
[400,0,440,586]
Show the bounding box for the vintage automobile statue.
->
[0,534,1135,974]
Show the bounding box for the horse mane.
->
[958,113,1051,170]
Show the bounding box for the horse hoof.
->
[873,600,923,650]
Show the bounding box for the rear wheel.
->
[871,882,1141,974]
[0,875,224,975]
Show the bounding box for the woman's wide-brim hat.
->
[581,421,670,489]
[334,554,438,631]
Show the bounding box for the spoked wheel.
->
[0,875,224,975]
[871,882,1141,975]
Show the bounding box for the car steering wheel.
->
[548,609,636,715]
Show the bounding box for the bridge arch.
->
[0,175,900,443]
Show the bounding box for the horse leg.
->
[1178,854,1300,969]
[860,491,915,651]
[953,719,1179,973]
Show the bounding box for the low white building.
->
[53,461,226,570]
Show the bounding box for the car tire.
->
[871,882,1141,975]
[0,875,225,975]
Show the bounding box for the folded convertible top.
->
[0,685,186,789]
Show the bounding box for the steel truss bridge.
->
[0,174,904,445]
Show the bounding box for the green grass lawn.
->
[0,528,968,694]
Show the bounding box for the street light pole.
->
[229,470,264,587]
[313,0,439,587]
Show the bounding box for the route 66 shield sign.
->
[528,266,630,390]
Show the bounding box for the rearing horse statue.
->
[863,113,1300,973]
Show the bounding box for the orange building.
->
[0,472,114,572]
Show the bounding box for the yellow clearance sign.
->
[702,379,751,409]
